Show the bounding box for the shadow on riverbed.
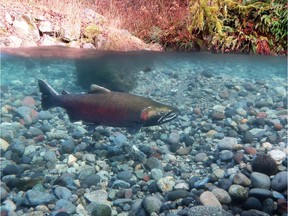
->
[2,46,161,92]
[2,46,287,91]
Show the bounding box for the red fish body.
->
[38,80,179,130]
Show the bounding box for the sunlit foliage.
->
[188,0,287,54]
[98,0,287,54]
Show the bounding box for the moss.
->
[83,24,101,40]
[188,0,287,54]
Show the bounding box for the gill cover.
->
[141,106,179,126]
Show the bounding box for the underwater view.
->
[0,47,287,216]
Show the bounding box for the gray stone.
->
[187,206,232,216]
[262,198,274,215]
[194,153,208,162]
[113,198,132,206]
[26,127,43,137]
[242,131,253,143]
[250,172,271,189]
[117,170,132,182]
[146,157,162,170]
[0,187,8,201]
[91,203,112,216]
[243,197,262,210]
[142,196,162,214]
[84,190,108,203]
[111,180,130,189]
[43,150,57,162]
[38,111,53,120]
[271,171,288,192]
[54,199,76,214]
[82,174,101,187]
[243,210,270,216]
[233,172,251,186]
[167,131,180,144]
[82,153,96,162]
[24,190,56,206]
[219,150,234,161]
[130,199,146,215]
[217,137,238,150]
[10,140,25,156]
[54,186,72,200]
[200,191,221,207]
[211,188,232,204]
[228,185,248,201]
[151,168,163,181]
[248,188,273,199]
[167,190,190,201]
[2,200,16,212]
[78,165,95,180]
[112,133,127,145]
[61,139,75,153]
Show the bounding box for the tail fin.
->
[38,79,59,110]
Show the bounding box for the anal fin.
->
[67,111,81,122]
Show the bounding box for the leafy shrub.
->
[95,0,287,54]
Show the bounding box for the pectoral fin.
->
[127,124,143,134]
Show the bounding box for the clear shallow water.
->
[0,47,287,215]
[1,48,287,88]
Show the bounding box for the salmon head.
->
[140,105,180,127]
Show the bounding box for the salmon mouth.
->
[157,110,179,124]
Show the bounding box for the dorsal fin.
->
[62,90,70,95]
[88,84,111,94]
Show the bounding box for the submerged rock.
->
[142,196,162,214]
[252,154,278,176]
[187,206,232,216]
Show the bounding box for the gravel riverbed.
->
[0,55,287,216]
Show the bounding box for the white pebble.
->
[262,142,273,149]
[268,149,286,165]
[67,154,77,165]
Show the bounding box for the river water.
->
[0,47,287,215]
[1,47,287,90]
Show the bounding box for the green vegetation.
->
[4,0,287,54]
[188,0,287,54]
[104,0,287,54]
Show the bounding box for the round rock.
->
[219,150,234,161]
[54,199,76,214]
[217,137,238,150]
[194,153,208,162]
[271,171,287,192]
[242,197,262,210]
[61,139,75,154]
[167,190,190,201]
[200,191,222,207]
[157,176,175,192]
[146,157,162,170]
[248,188,273,199]
[91,203,112,216]
[228,185,248,201]
[54,186,72,200]
[233,172,251,186]
[250,172,271,189]
[187,206,232,216]
[211,188,232,204]
[142,196,162,214]
[252,154,277,176]
[268,149,286,165]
